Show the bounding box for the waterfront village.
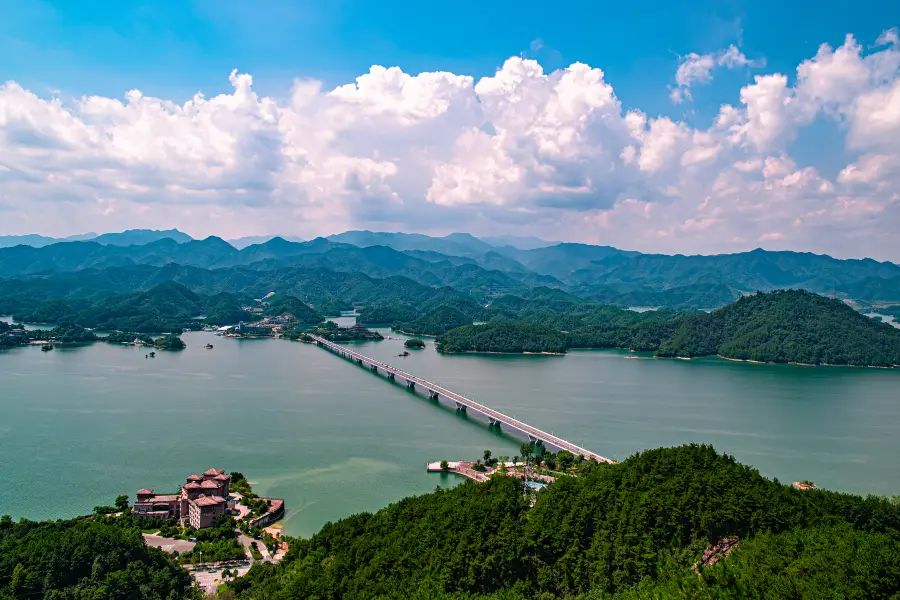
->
[219,318,384,342]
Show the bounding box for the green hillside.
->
[657,290,900,366]
[395,305,473,335]
[437,322,568,354]
[0,516,198,599]
[229,444,900,599]
[262,295,323,324]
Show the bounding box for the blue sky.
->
[1,0,899,259]
[4,0,892,118]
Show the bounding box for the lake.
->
[1,328,898,537]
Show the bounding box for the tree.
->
[439,460,449,471]
[114,495,129,512]
[404,338,426,349]
[483,450,492,463]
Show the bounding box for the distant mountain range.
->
[0,229,191,248]
[0,229,898,311]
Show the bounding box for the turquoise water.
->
[1,328,898,537]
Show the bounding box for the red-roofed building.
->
[187,494,227,528]
[133,467,231,528]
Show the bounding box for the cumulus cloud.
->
[1,30,900,260]
[670,44,764,103]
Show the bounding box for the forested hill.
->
[437,322,568,354]
[657,289,900,366]
[0,516,197,599]
[429,290,900,365]
[2,231,900,309]
[230,444,900,599]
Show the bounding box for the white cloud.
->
[670,45,764,103]
[876,27,899,47]
[1,30,899,260]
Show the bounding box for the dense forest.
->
[2,446,899,598]
[0,516,198,599]
[437,323,568,354]
[12,281,209,333]
[656,290,900,366]
[228,444,900,599]
[395,305,473,336]
[261,295,323,324]
[428,291,900,365]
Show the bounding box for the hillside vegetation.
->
[433,290,900,365]
[3,233,900,310]
[0,516,198,599]
[437,323,568,354]
[657,290,900,366]
[229,444,900,599]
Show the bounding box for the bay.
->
[1,328,898,538]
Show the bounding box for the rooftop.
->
[203,468,224,476]
[193,495,226,507]
[187,474,203,481]
[183,482,201,489]
[137,488,154,495]
[136,494,180,503]
[200,480,220,488]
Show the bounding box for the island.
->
[314,322,383,342]
[404,337,426,349]
[654,290,900,366]
[104,331,155,345]
[0,323,97,348]
[154,335,186,350]
[425,290,900,366]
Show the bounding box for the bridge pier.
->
[356,358,363,365]
[428,390,439,400]
[488,417,502,429]
[406,380,415,390]
[371,365,378,373]
[387,373,395,380]
[455,402,467,412]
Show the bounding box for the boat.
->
[205,343,214,349]
[149,351,156,357]
[397,351,410,357]
[41,344,53,352]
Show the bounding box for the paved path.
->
[142,534,196,553]
[239,533,272,562]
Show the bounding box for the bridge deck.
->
[312,336,613,463]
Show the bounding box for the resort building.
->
[133,468,231,529]
[234,321,270,336]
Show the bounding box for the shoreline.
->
[437,349,566,356]
[6,326,897,369]
[715,354,897,369]
[392,329,438,338]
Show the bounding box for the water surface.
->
[1,329,898,537]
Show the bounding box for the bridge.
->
[312,336,613,463]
